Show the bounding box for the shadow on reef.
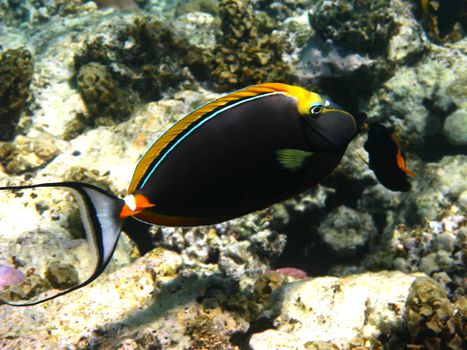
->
[76,271,261,349]
[416,97,467,162]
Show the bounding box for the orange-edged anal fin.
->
[391,133,416,177]
[134,209,224,227]
[120,194,156,219]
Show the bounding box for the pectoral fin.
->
[276,149,313,171]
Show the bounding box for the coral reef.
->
[76,62,135,126]
[151,209,287,280]
[174,0,219,16]
[95,0,139,10]
[252,0,306,21]
[296,0,427,106]
[416,0,467,42]
[0,48,33,141]
[44,262,79,290]
[209,0,291,90]
[391,215,465,296]
[309,0,397,54]
[0,248,252,349]
[72,14,213,130]
[443,107,467,146]
[405,155,467,220]
[73,0,294,101]
[0,0,465,348]
[406,277,465,349]
[75,16,201,100]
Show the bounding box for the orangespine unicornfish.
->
[0,83,366,306]
[364,122,415,192]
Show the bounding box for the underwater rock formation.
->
[406,155,467,220]
[250,271,417,349]
[0,132,59,174]
[367,39,467,157]
[317,206,376,258]
[296,0,427,105]
[0,48,33,141]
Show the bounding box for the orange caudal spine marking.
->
[396,148,416,177]
[127,83,315,193]
[119,194,155,219]
[391,133,416,177]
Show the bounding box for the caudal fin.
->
[0,182,125,306]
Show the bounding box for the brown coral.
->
[0,48,33,141]
[210,0,291,90]
[406,277,465,350]
[75,16,202,104]
[76,62,134,126]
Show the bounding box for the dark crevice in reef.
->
[273,175,372,276]
[415,97,467,162]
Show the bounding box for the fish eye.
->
[309,103,323,116]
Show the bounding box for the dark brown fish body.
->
[364,122,415,192]
[136,93,346,225]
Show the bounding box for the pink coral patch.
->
[273,267,308,280]
[0,263,25,290]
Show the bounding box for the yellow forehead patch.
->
[285,85,323,117]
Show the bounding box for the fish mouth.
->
[312,110,362,146]
[303,110,368,150]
